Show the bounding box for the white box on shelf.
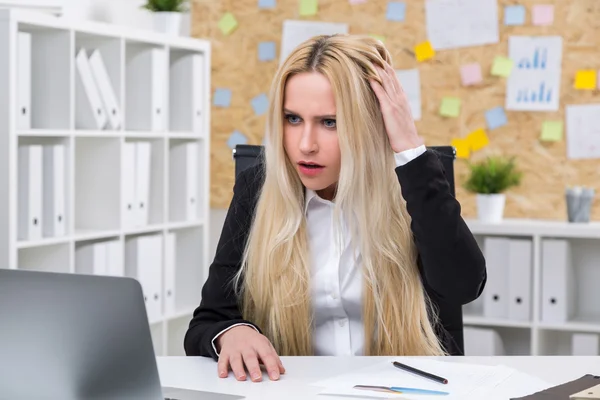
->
[18,145,43,241]
[42,144,66,238]
[483,237,510,319]
[541,239,575,323]
[170,142,198,222]
[126,48,166,132]
[16,31,31,130]
[88,49,121,130]
[122,142,136,229]
[106,240,124,277]
[170,53,204,133]
[75,48,108,130]
[464,327,505,356]
[571,333,599,356]
[135,141,151,227]
[76,242,107,275]
[508,239,532,321]
[125,235,163,322]
[164,232,176,315]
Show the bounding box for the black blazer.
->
[184,149,487,359]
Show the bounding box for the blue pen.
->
[354,385,449,395]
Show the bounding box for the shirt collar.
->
[304,188,335,214]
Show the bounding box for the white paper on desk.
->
[425,0,499,50]
[312,358,513,399]
[395,69,421,121]
[280,20,348,64]
[566,104,600,160]
[481,367,553,400]
[506,36,563,112]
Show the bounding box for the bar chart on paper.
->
[506,36,563,112]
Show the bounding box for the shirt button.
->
[339,319,346,327]
[331,292,338,300]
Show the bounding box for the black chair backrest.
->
[233,144,457,197]
[231,144,464,355]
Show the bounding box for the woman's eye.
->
[286,115,301,124]
[323,119,336,128]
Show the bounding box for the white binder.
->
[88,50,122,130]
[75,48,108,130]
[76,242,107,276]
[126,48,166,131]
[571,333,599,356]
[164,232,176,316]
[17,31,31,130]
[464,327,505,356]
[18,145,43,241]
[122,142,136,229]
[135,142,151,227]
[169,53,204,133]
[170,142,198,222]
[508,239,532,321]
[541,239,575,323]
[483,237,510,319]
[126,235,162,322]
[106,240,124,277]
[42,144,66,238]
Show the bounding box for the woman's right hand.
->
[216,325,286,382]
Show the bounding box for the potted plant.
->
[142,0,189,36]
[464,156,522,223]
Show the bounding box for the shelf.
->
[466,218,600,239]
[17,236,70,249]
[17,129,71,137]
[124,131,163,139]
[169,132,202,140]
[74,130,122,138]
[124,224,165,236]
[74,229,121,242]
[167,220,204,231]
[18,243,70,273]
[537,320,600,334]
[463,315,533,329]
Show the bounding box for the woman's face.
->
[282,72,341,201]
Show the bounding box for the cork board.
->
[192,0,600,220]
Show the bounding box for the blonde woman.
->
[184,35,486,383]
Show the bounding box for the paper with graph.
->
[506,36,563,111]
[566,104,600,160]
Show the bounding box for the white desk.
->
[157,356,600,400]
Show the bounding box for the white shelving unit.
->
[0,9,211,356]
[463,218,600,356]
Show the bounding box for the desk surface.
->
[157,356,600,400]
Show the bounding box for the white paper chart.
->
[280,20,349,64]
[425,0,499,50]
[506,36,563,112]
[395,69,421,121]
[566,104,600,160]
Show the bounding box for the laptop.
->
[0,268,244,400]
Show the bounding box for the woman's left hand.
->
[370,63,424,153]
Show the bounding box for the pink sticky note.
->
[532,5,554,26]
[460,63,482,86]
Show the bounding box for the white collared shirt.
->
[213,145,427,356]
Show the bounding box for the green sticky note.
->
[541,121,563,142]
[440,97,461,118]
[369,34,386,43]
[491,56,514,77]
[218,12,238,35]
[299,0,318,16]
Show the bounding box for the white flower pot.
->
[476,193,506,223]
[153,12,182,36]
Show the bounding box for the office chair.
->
[232,144,465,355]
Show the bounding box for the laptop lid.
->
[0,269,163,400]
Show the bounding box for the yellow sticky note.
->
[541,121,563,142]
[574,70,597,90]
[369,34,386,43]
[451,138,470,159]
[440,97,461,118]
[218,12,238,35]
[466,128,490,152]
[491,56,514,77]
[299,0,318,16]
[415,41,435,62]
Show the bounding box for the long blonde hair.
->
[235,34,445,356]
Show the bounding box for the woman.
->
[184,34,486,383]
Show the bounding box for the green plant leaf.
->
[141,0,189,12]
[463,156,522,194]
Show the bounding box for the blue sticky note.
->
[386,2,406,22]
[258,0,276,9]
[213,88,232,107]
[227,130,248,149]
[251,93,269,116]
[485,107,508,130]
[504,5,525,26]
[258,41,276,61]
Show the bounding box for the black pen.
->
[392,361,449,385]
